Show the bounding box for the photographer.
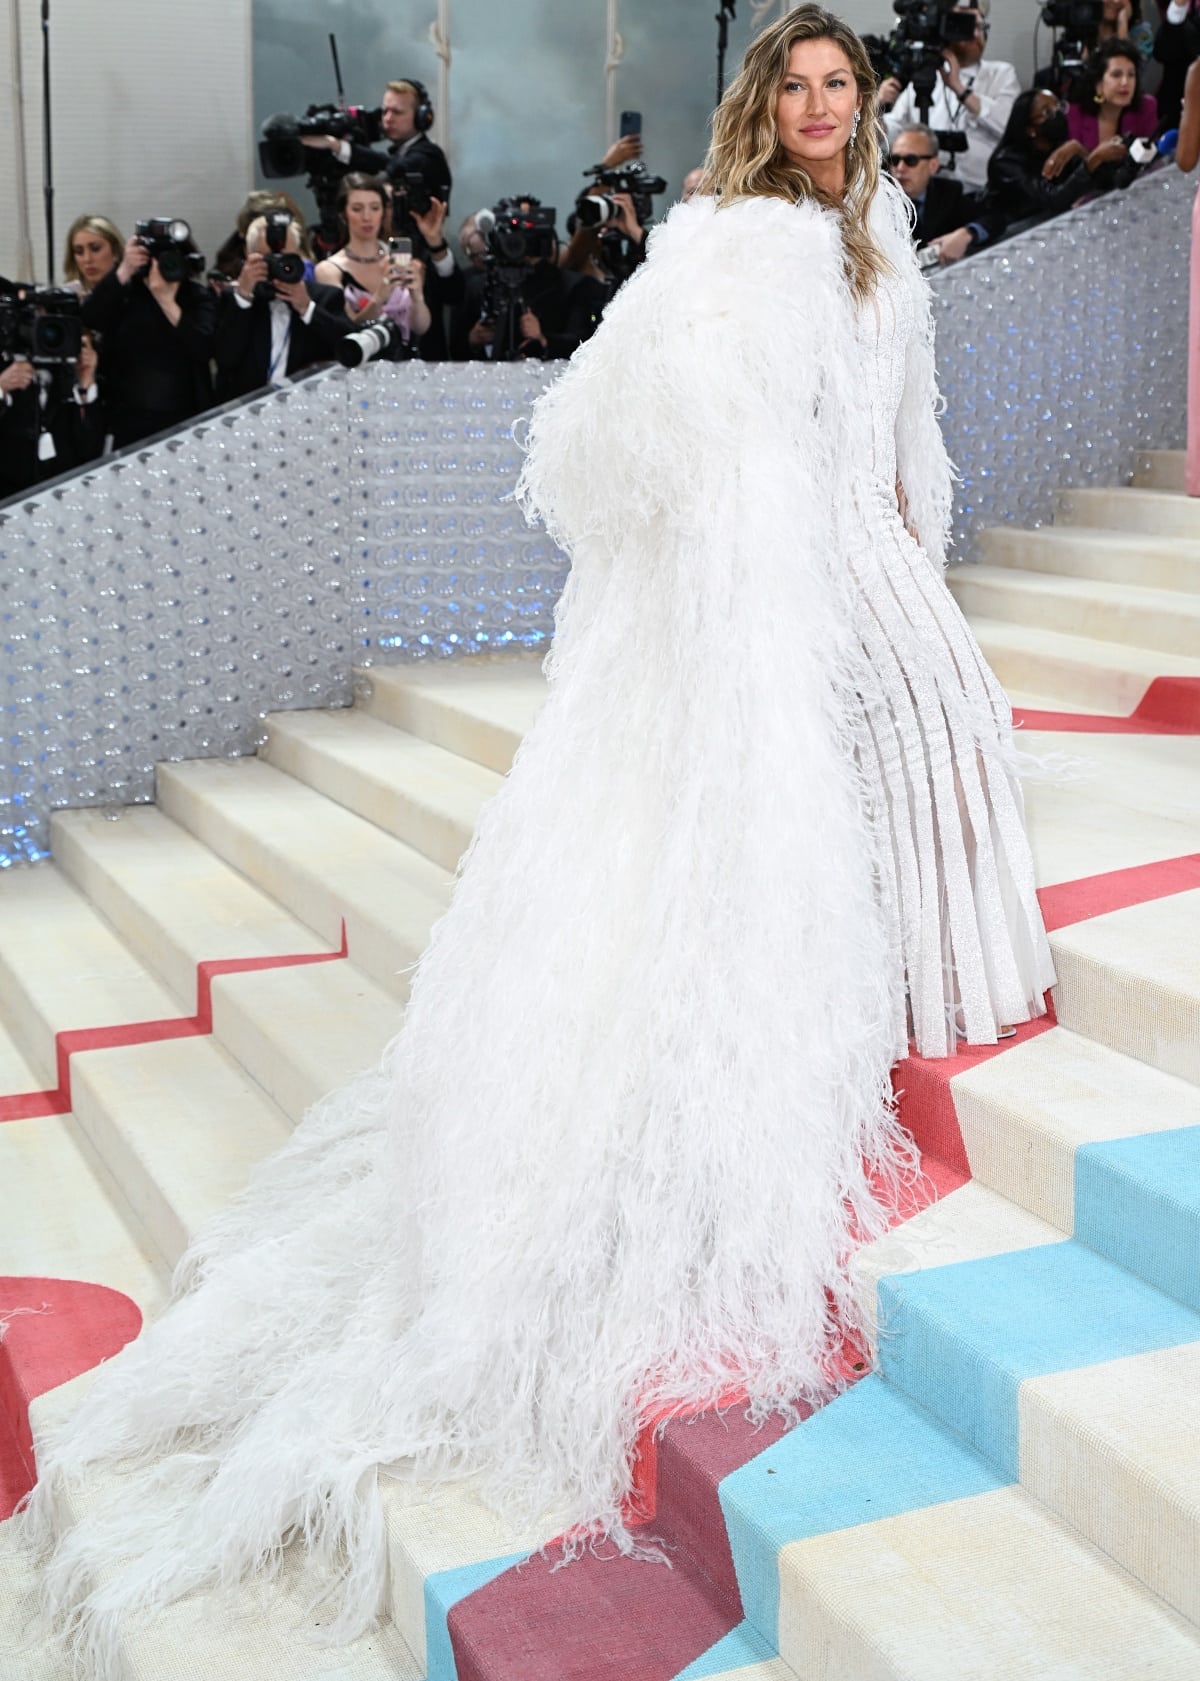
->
[984,89,1104,222]
[214,213,352,400]
[314,175,431,356]
[212,190,312,285]
[81,222,215,447]
[301,79,452,210]
[1056,37,1157,187]
[0,322,104,498]
[880,2,1021,191]
[559,187,648,295]
[888,124,1004,260]
[452,200,598,361]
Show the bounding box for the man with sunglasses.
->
[879,1,1020,191]
[888,124,1005,264]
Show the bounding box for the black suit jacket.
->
[348,133,452,206]
[81,271,215,447]
[910,174,1005,247]
[213,281,352,401]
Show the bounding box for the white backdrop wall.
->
[0,0,253,284]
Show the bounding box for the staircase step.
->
[951,1026,1200,1239]
[964,616,1200,715]
[1021,1341,1200,1630]
[1132,448,1187,493]
[69,1037,291,1272]
[261,709,501,871]
[1056,485,1200,539]
[359,658,546,775]
[978,522,1200,593]
[778,1479,1200,1680]
[947,565,1200,659]
[1049,888,1200,1086]
[157,756,451,1002]
[0,867,180,1088]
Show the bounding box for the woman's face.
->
[775,38,860,172]
[1098,55,1137,106]
[345,191,384,246]
[72,228,116,288]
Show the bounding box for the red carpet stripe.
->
[1013,675,1200,735]
[0,923,348,1123]
[1037,854,1200,932]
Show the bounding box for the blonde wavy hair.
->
[698,4,889,300]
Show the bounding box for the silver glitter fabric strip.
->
[0,166,1192,866]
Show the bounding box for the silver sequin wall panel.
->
[0,165,1193,865]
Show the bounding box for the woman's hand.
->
[467,318,495,348]
[1042,139,1085,178]
[116,238,151,286]
[1086,136,1128,170]
[600,133,643,167]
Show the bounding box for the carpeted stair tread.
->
[947,564,1200,657]
[359,658,546,776]
[962,616,1200,716]
[157,755,451,1001]
[261,708,502,869]
[1056,484,1200,539]
[977,521,1200,593]
[1132,448,1186,492]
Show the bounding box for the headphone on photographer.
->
[390,77,434,133]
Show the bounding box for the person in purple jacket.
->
[1043,37,1158,191]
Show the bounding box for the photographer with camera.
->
[214,211,353,400]
[314,175,431,357]
[452,198,597,361]
[1054,36,1157,187]
[879,2,1020,191]
[301,79,452,209]
[0,287,105,496]
[888,123,1004,261]
[80,220,215,447]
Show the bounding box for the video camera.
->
[254,209,306,297]
[574,161,668,232]
[134,218,205,283]
[470,197,558,361]
[258,104,383,180]
[865,0,979,122]
[0,281,83,366]
[1038,0,1104,92]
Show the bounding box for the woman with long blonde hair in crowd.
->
[19,9,1052,1674]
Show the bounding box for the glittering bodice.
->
[853,269,916,493]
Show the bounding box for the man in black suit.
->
[888,124,1006,264]
[213,215,351,402]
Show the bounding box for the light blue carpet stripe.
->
[1075,1124,1200,1312]
[877,1239,1200,1479]
[424,1551,529,1681]
[715,1375,1005,1645]
[671,1618,778,1679]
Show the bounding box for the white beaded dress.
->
[20,182,1054,1679]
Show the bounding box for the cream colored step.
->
[0,865,180,1088]
[1132,449,1187,493]
[978,523,1200,595]
[779,1483,1200,1681]
[359,657,547,775]
[1056,485,1200,539]
[45,810,401,1127]
[261,709,501,871]
[951,1026,1200,1234]
[966,616,1200,715]
[1021,1342,1200,1630]
[69,1037,291,1272]
[157,756,451,1002]
[1050,889,1200,1087]
[50,805,334,1010]
[949,565,1200,659]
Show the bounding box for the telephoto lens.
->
[336,318,402,367]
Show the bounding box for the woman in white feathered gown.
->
[18,8,1054,1674]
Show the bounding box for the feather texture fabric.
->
[16,181,1051,1678]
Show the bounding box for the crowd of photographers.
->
[2,0,1197,498]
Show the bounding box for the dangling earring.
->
[849,108,861,149]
